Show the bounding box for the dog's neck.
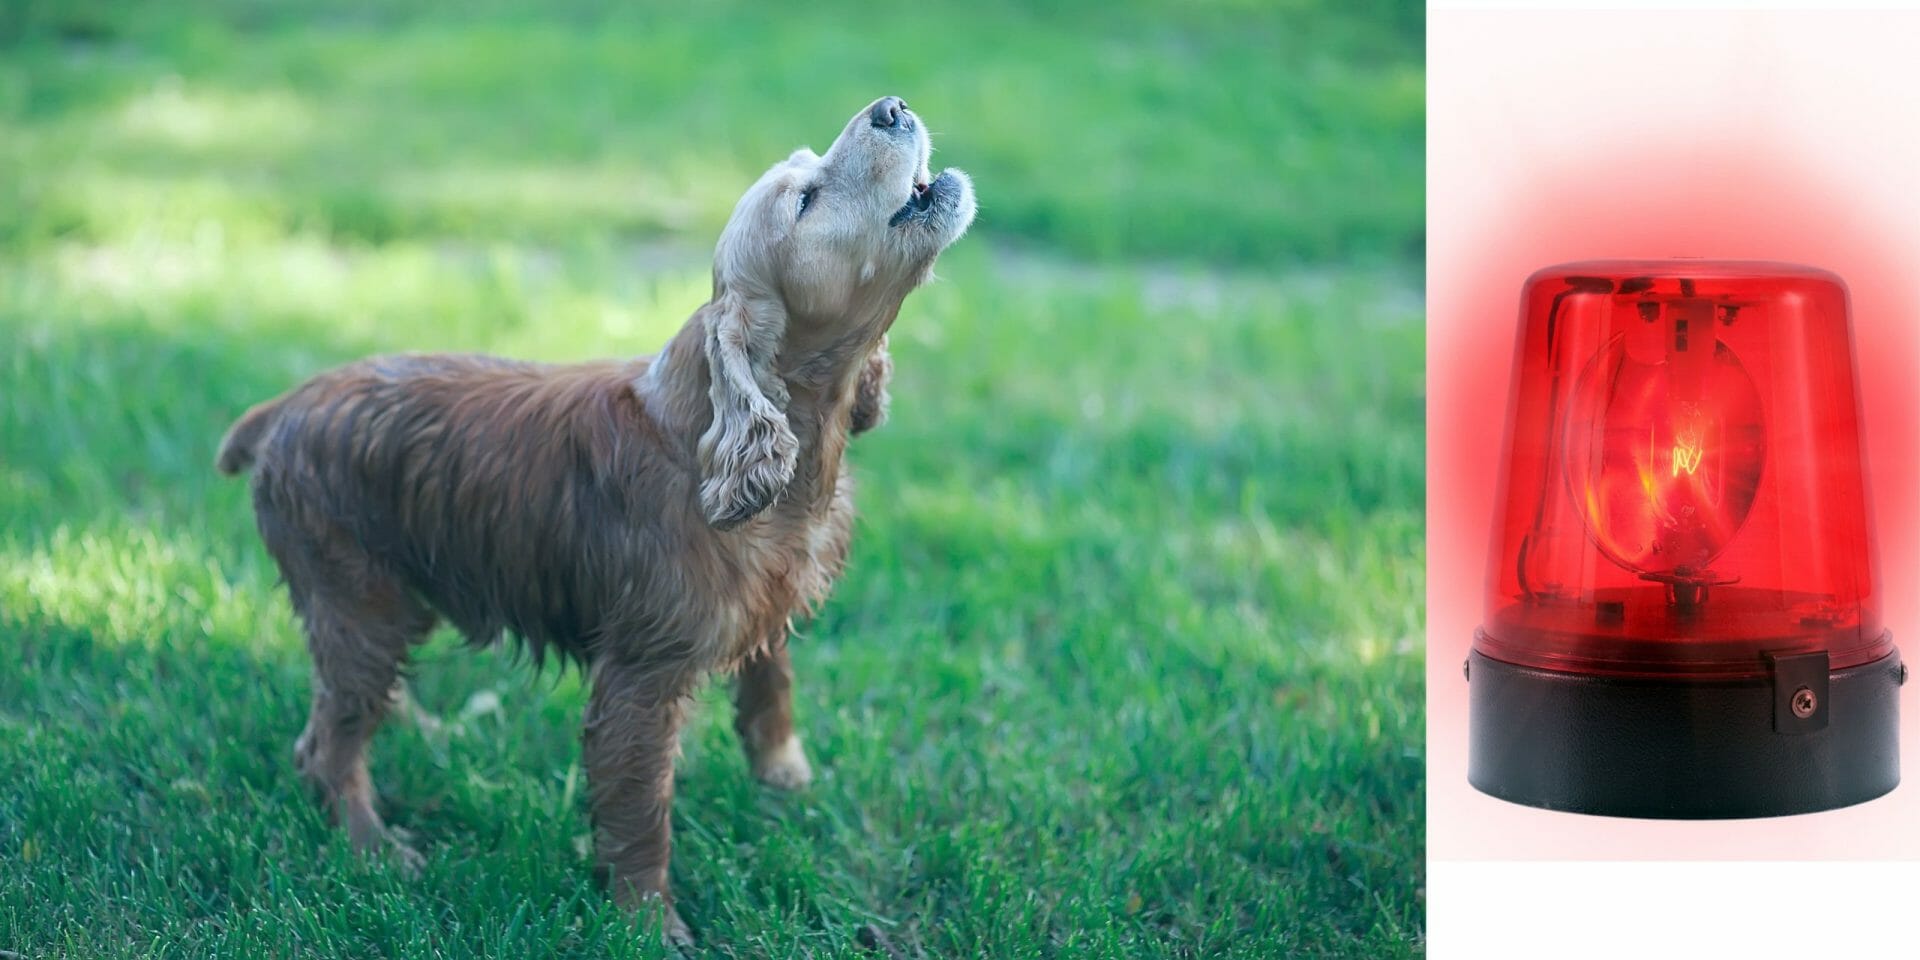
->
[645,301,897,510]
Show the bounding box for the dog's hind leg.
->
[732,635,813,791]
[285,557,437,872]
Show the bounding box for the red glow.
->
[1479,261,1888,678]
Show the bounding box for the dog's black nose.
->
[869,96,907,128]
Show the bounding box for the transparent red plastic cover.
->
[1478,261,1889,678]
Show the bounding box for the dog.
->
[215,96,974,943]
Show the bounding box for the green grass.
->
[0,0,1422,266]
[0,2,1425,957]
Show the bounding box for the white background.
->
[1429,861,1920,958]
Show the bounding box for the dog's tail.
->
[215,394,290,475]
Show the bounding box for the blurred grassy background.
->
[0,1,1425,958]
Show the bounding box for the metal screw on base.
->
[1791,686,1818,719]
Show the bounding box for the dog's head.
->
[715,95,976,324]
[696,97,975,528]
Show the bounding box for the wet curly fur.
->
[216,96,974,944]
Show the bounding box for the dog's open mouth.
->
[890,173,947,226]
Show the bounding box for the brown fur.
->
[217,96,975,944]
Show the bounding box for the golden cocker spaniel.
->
[216,95,975,943]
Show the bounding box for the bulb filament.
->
[1672,437,1703,477]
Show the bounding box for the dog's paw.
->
[292,728,320,783]
[621,890,695,950]
[663,906,694,949]
[348,820,426,878]
[387,838,427,878]
[380,825,427,877]
[751,735,814,791]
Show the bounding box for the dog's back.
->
[220,353,671,662]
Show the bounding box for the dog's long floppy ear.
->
[849,335,892,435]
[697,289,797,529]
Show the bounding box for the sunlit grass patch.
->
[0,522,278,654]
[110,76,316,155]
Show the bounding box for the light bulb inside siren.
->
[1561,302,1767,583]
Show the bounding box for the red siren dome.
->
[1480,261,1885,678]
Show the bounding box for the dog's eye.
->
[797,187,817,217]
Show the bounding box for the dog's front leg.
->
[733,634,813,790]
[582,660,692,946]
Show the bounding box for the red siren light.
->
[1468,261,1904,818]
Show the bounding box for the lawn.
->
[0,2,1426,957]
